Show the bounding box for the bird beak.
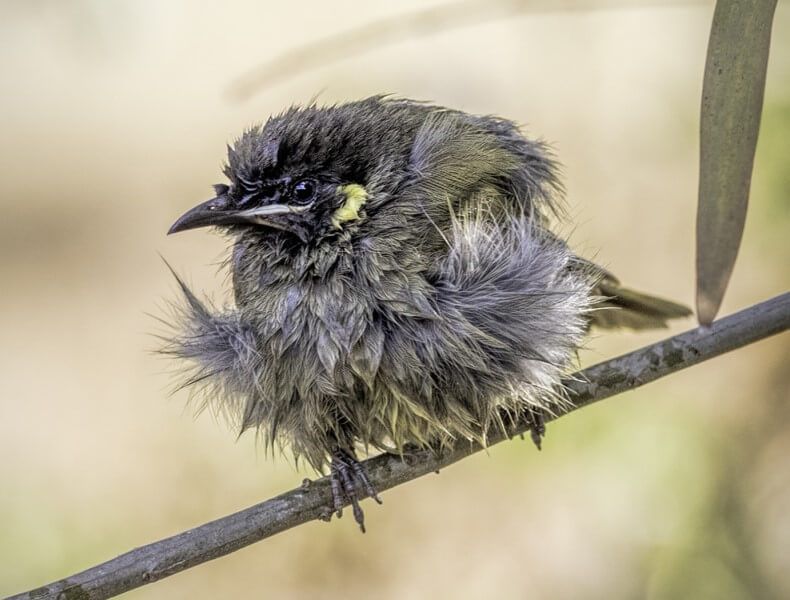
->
[168,195,313,235]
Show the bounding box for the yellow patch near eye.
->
[331,184,367,229]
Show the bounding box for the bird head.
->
[168,98,425,244]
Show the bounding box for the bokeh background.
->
[1,1,789,598]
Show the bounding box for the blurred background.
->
[1,1,788,598]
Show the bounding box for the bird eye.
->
[291,179,316,204]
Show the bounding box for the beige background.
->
[1,1,789,598]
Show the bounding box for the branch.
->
[10,292,790,600]
[226,0,707,100]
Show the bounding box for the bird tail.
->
[590,276,692,330]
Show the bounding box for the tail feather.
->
[590,277,691,330]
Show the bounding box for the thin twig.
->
[227,0,707,100]
[8,292,790,600]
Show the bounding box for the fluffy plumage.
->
[165,96,690,527]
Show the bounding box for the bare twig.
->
[8,292,790,600]
[227,0,707,101]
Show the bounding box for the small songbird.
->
[166,96,689,531]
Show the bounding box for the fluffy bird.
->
[166,97,689,530]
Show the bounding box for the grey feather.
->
[164,96,689,472]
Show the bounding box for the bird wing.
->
[403,106,691,331]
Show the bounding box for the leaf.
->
[696,0,777,325]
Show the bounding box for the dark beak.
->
[168,195,313,235]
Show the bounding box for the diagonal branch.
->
[9,291,790,600]
[227,0,707,100]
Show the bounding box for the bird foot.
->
[525,406,546,450]
[330,449,382,533]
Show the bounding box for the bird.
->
[165,96,690,531]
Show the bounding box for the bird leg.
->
[524,406,546,450]
[330,448,383,533]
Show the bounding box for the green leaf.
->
[696,0,777,325]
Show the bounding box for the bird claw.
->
[330,449,382,533]
[525,406,546,450]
